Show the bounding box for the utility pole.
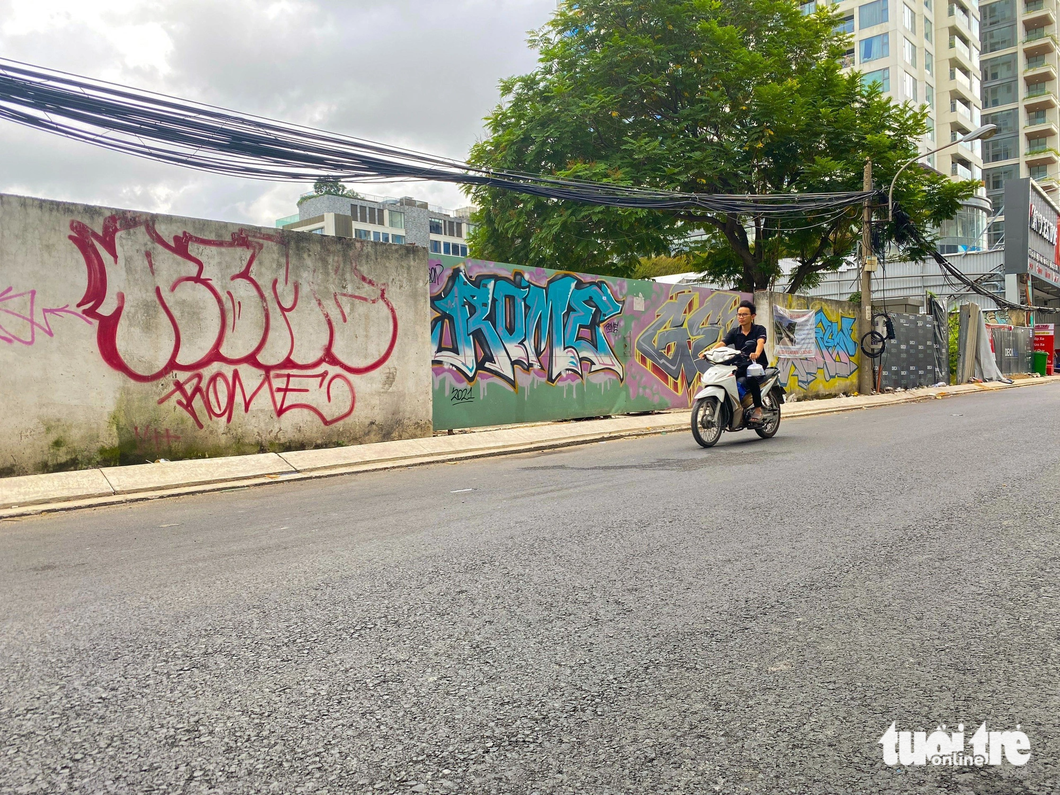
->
[858,158,875,396]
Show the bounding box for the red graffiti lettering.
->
[67,214,396,427]
[0,287,92,345]
[158,368,355,429]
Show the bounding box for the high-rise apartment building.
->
[825,0,991,251]
[980,0,1060,248]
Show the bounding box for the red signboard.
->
[1034,323,1055,375]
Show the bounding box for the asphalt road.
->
[2,386,1059,795]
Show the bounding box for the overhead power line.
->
[0,58,873,219]
[893,207,1054,313]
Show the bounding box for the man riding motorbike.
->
[700,300,767,424]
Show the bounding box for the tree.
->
[308,175,362,199]
[466,0,978,291]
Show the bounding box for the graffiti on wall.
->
[0,286,91,345]
[778,307,859,389]
[634,290,741,396]
[430,266,624,390]
[68,215,398,428]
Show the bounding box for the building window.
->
[429,218,443,235]
[1028,136,1051,152]
[981,0,1014,26]
[837,14,855,33]
[393,234,405,244]
[460,244,469,257]
[904,72,918,100]
[381,233,390,243]
[988,221,1005,249]
[355,205,386,226]
[982,134,1017,161]
[354,228,371,240]
[984,164,1017,192]
[924,0,932,10]
[904,37,917,66]
[924,83,934,110]
[861,67,890,91]
[430,240,441,253]
[982,53,1017,83]
[860,0,889,28]
[860,33,890,62]
[983,107,1018,133]
[372,231,381,242]
[982,25,1016,53]
[904,4,916,32]
[925,52,933,75]
[1028,109,1048,126]
[440,220,464,238]
[389,211,404,230]
[311,228,324,235]
[924,16,932,43]
[443,242,452,255]
[982,80,1017,107]
[1030,164,1051,180]
[800,0,816,13]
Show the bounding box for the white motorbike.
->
[690,346,785,448]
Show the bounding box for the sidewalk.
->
[3,376,1058,519]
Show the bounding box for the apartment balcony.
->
[949,79,977,105]
[950,12,972,39]
[951,160,974,180]
[1025,146,1059,165]
[1023,27,1057,57]
[1023,0,1056,29]
[1025,85,1059,109]
[1025,62,1059,85]
[1025,120,1060,139]
[949,38,977,72]
[951,101,974,124]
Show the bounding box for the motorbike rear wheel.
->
[691,397,724,448]
[754,391,781,438]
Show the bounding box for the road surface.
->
[2,386,1059,794]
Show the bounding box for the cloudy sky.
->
[0,0,556,225]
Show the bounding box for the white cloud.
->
[0,0,554,225]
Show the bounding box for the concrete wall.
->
[0,193,432,476]
[756,292,861,398]
[430,256,750,430]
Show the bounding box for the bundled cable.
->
[892,206,1054,313]
[0,58,874,218]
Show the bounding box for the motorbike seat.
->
[759,367,779,380]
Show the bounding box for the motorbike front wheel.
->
[691,397,724,448]
[754,391,781,439]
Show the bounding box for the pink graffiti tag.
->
[67,214,398,427]
[0,287,92,345]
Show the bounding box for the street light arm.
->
[887,123,996,221]
[887,140,963,222]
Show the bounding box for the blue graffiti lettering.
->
[431,268,624,389]
[781,309,859,388]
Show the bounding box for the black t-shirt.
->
[724,323,767,365]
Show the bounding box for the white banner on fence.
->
[773,305,816,358]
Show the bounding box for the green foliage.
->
[632,254,698,280]
[299,176,362,204]
[467,0,978,291]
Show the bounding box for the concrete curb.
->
[3,376,1058,520]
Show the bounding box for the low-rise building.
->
[278,192,474,257]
